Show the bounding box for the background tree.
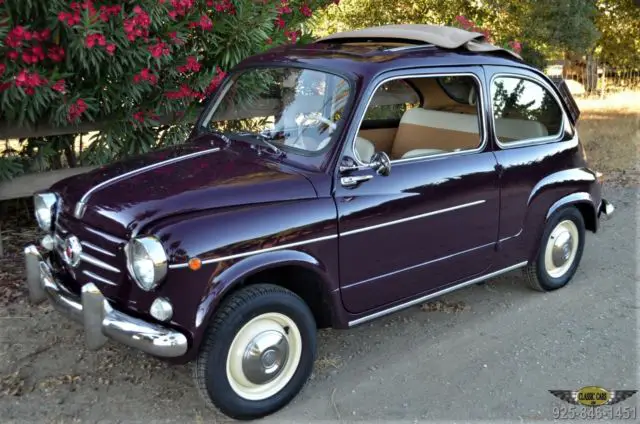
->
[311,0,601,70]
[0,0,339,180]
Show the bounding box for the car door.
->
[334,67,500,314]
[484,66,579,266]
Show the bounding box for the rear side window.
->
[491,76,564,144]
[363,79,420,121]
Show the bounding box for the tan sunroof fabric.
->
[318,24,522,60]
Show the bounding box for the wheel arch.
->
[191,249,339,353]
[525,191,596,263]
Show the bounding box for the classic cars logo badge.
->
[63,235,82,267]
[549,386,637,407]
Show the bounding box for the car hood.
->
[52,135,317,238]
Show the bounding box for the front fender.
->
[194,249,336,330]
[142,197,339,360]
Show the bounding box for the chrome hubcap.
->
[242,330,289,385]
[544,220,579,278]
[226,312,302,401]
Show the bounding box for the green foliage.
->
[594,0,640,68]
[0,0,338,179]
[311,0,603,69]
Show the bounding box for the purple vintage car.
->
[24,25,614,419]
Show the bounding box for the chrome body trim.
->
[348,261,528,326]
[81,241,116,257]
[346,72,487,168]
[24,245,188,358]
[341,200,486,236]
[82,270,117,286]
[168,234,338,269]
[489,72,569,149]
[80,252,121,273]
[74,147,221,218]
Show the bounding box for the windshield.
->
[200,67,351,154]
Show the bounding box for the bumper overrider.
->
[598,198,615,219]
[24,244,188,358]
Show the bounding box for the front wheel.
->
[523,206,586,292]
[194,284,316,420]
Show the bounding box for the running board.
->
[348,261,528,327]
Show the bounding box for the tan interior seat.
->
[354,136,375,163]
[494,117,549,141]
[391,108,481,159]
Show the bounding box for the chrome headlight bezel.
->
[124,236,168,291]
[34,193,58,231]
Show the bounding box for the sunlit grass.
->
[576,91,640,176]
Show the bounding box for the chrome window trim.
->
[347,71,487,167]
[168,234,338,269]
[82,270,117,286]
[489,72,568,149]
[341,200,485,236]
[74,147,221,218]
[348,261,528,326]
[81,241,116,258]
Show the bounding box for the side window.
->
[491,76,564,144]
[362,79,420,122]
[356,74,483,162]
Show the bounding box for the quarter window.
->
[362,79,420,121]
[491,76,563,144]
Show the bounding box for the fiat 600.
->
[24,25,614,420]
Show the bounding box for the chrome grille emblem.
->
[63,236,82,267]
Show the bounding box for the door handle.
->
[340,175,373,187]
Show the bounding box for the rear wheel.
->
[194,284,316,420]
[523,206,585,292]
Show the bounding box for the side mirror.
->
[369,151,391,176]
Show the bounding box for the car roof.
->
[238,25,536,80]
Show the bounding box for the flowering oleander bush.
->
[0,0,338,178]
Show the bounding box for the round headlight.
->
[34,193,57,231]
[125,236,168,291]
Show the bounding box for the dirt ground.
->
[0,92,638,422]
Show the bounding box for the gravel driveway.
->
[1,186,637,423]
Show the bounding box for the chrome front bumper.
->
[24,245,188,358]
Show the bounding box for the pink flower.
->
[285,29,300,43]
[299,4,312,17]
[7,51,18,60]
[177,56,201,73]
[106,43,117,55]
[133,68,158,85]
[275,16,286,29]
[198,14,213,30]
[148,41,170,58]
[47,46,65,62]
[85,33,106,48]
[0,63,5,77]
[15,69,48,95]
[205,67,226,95]
[68,98,87,122]
[509,40,522,53]
[133,111,145,122]
[52,80,66,93]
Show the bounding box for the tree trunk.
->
[585,52,598,94]
[600,63,606,99]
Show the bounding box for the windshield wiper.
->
[256,132,286,157]
[235,131,285,157]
